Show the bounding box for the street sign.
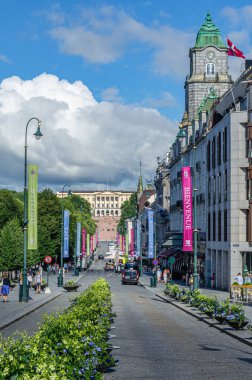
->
[152,258,159,265]
[44,256,52,264]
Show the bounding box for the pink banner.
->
[182,167,193,251]
[82,228,86,256]
[122,235,125,252]
[91,235,93,253]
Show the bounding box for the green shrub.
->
[0,278,116,379]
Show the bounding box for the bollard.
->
[150,277,153,287]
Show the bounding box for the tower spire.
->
[137,157,143,195]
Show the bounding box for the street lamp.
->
[21,117,43,302]
[59,184,71,287]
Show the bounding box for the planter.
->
[215,316,226,324]
[226,320,249,330]
[63,285,80,292]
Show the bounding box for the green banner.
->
[87,234,90,256]
[28,164,38,250]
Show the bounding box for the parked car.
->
[98,254,104,260]
[104,262,115,272]
[121,267,139,285]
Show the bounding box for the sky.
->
[0,0,251,192]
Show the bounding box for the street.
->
[2,259,252,379]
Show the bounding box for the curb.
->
[140,281,252,348]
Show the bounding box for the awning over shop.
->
[158,247,180,258]
[162,234,182,247]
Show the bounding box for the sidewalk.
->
[0,270,85,331]
[139,273,252,347]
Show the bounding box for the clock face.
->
[207,50,215,60]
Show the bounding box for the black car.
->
[121,268,139,285]
[98,254,104,260]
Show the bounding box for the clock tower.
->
[185,12,232,122]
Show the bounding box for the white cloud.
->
[0,73,177,191]
[101,87,123,103]
[142,91,176,108]
[48,5,193,79]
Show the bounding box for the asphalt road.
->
[2,255,252,379]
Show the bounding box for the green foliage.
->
[0,279,116,379]
[37,189,62,262]
[0,218,23,270]
[117,193,137,235]
[0,190,23,229]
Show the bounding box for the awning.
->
[158,247,180,258]
[162,234,182,247]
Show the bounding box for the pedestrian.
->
[157,267,162,282]
[244,273,251,284]
[27,273,32,288]
[1,273,11,303]
[52,264,56,275]
[163,268,168,284]
[189,274,194,290]
[35,271,41,294]
[234,272,243,285]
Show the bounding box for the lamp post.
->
[21,117,43,302]
[59,184,71,287]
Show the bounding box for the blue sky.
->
[0,0,251,191]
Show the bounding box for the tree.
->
[0,218,23,271]
[37,189,62,261]
[117,193,137,235]
[0,190,23,229]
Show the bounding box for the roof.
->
[162,234,182,247]
[194,12,225,49]
[158,247,180,258]
[198,86,219,114]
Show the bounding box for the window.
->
[217,132,221,166]
[208,213,211,241]
[212,137,216,169]
[218,173,221,203]
[97,197,100,201]
[224,170,227,202]
[101,210,104,216]
[206,63,215,75]
[102,197,104,201]
[224,209,227,241]
[97,210,100,216]
[207,141,211,171]
[111,197,114,201]
[218,211,221,241]
[115,210,118,216]
[106,197,109,201]
[223,127,227,163]
[208,178,211,206]
[115,197,118,201]
[213,176,216,204]
[213,212,216,241]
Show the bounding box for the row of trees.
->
[0,189,96,271]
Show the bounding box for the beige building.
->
[58,190,134,241]
[69,190,133,218]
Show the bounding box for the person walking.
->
[1,273,11,303]
[163,268,168,284]
[35,271,41,294]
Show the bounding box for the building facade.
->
[167,13,252,288]
[58,190,133,241]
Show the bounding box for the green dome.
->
[194,12,225,48]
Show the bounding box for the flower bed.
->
[164,284,249,330]
[0,278,117,379]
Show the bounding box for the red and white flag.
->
[227,38,245,59]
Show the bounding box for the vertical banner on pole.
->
[90,235,93,254]
[182,166,193,251]
[28,164,38,250]
[63,210,70,258]
[122,235,125,253]
[130,228,134,256]
[76,222,81,257]
[148,209,154,259]
[82,228,86,256]
[136,220,141,257]
[125,233,129,258]
[87,234,90,256]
